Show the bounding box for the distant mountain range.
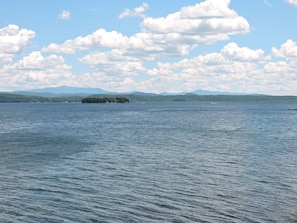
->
[192,89,246,95]
[14,86,110,97]
[13,86,245,96]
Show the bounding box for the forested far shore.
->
[0,93,84,103]
[1,93,297,103]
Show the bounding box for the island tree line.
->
[81,97,129,103]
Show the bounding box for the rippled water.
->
[1,102,297,222]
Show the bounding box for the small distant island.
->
[81,97,129,104]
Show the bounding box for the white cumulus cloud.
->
[0,24,35,63]
[221,42,265,61]
[271,39,297,57]
[79,50,146,76]
[0,51,73,91]
[119,3,149,19]
[180,0,235,19]
[141,0,249,35]
[59,10,71,20]
[286,0,297,6]
[42,29,129,54]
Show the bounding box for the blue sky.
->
[1,0,297,95]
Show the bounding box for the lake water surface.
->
[1,102,297,222]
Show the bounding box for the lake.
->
[1,102,297,222]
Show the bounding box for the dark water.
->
[1,102,297,222]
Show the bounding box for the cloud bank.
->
[43,0,249,59]
[0,0,297,95]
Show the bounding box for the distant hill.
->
[192,89,245,95]
[160,89,245,96]
[130,91,159,96]
[15,86,111,96]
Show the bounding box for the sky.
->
[1,0,297,95]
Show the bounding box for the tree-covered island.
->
[81,97,129,103]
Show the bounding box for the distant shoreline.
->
[1,93,297,103]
